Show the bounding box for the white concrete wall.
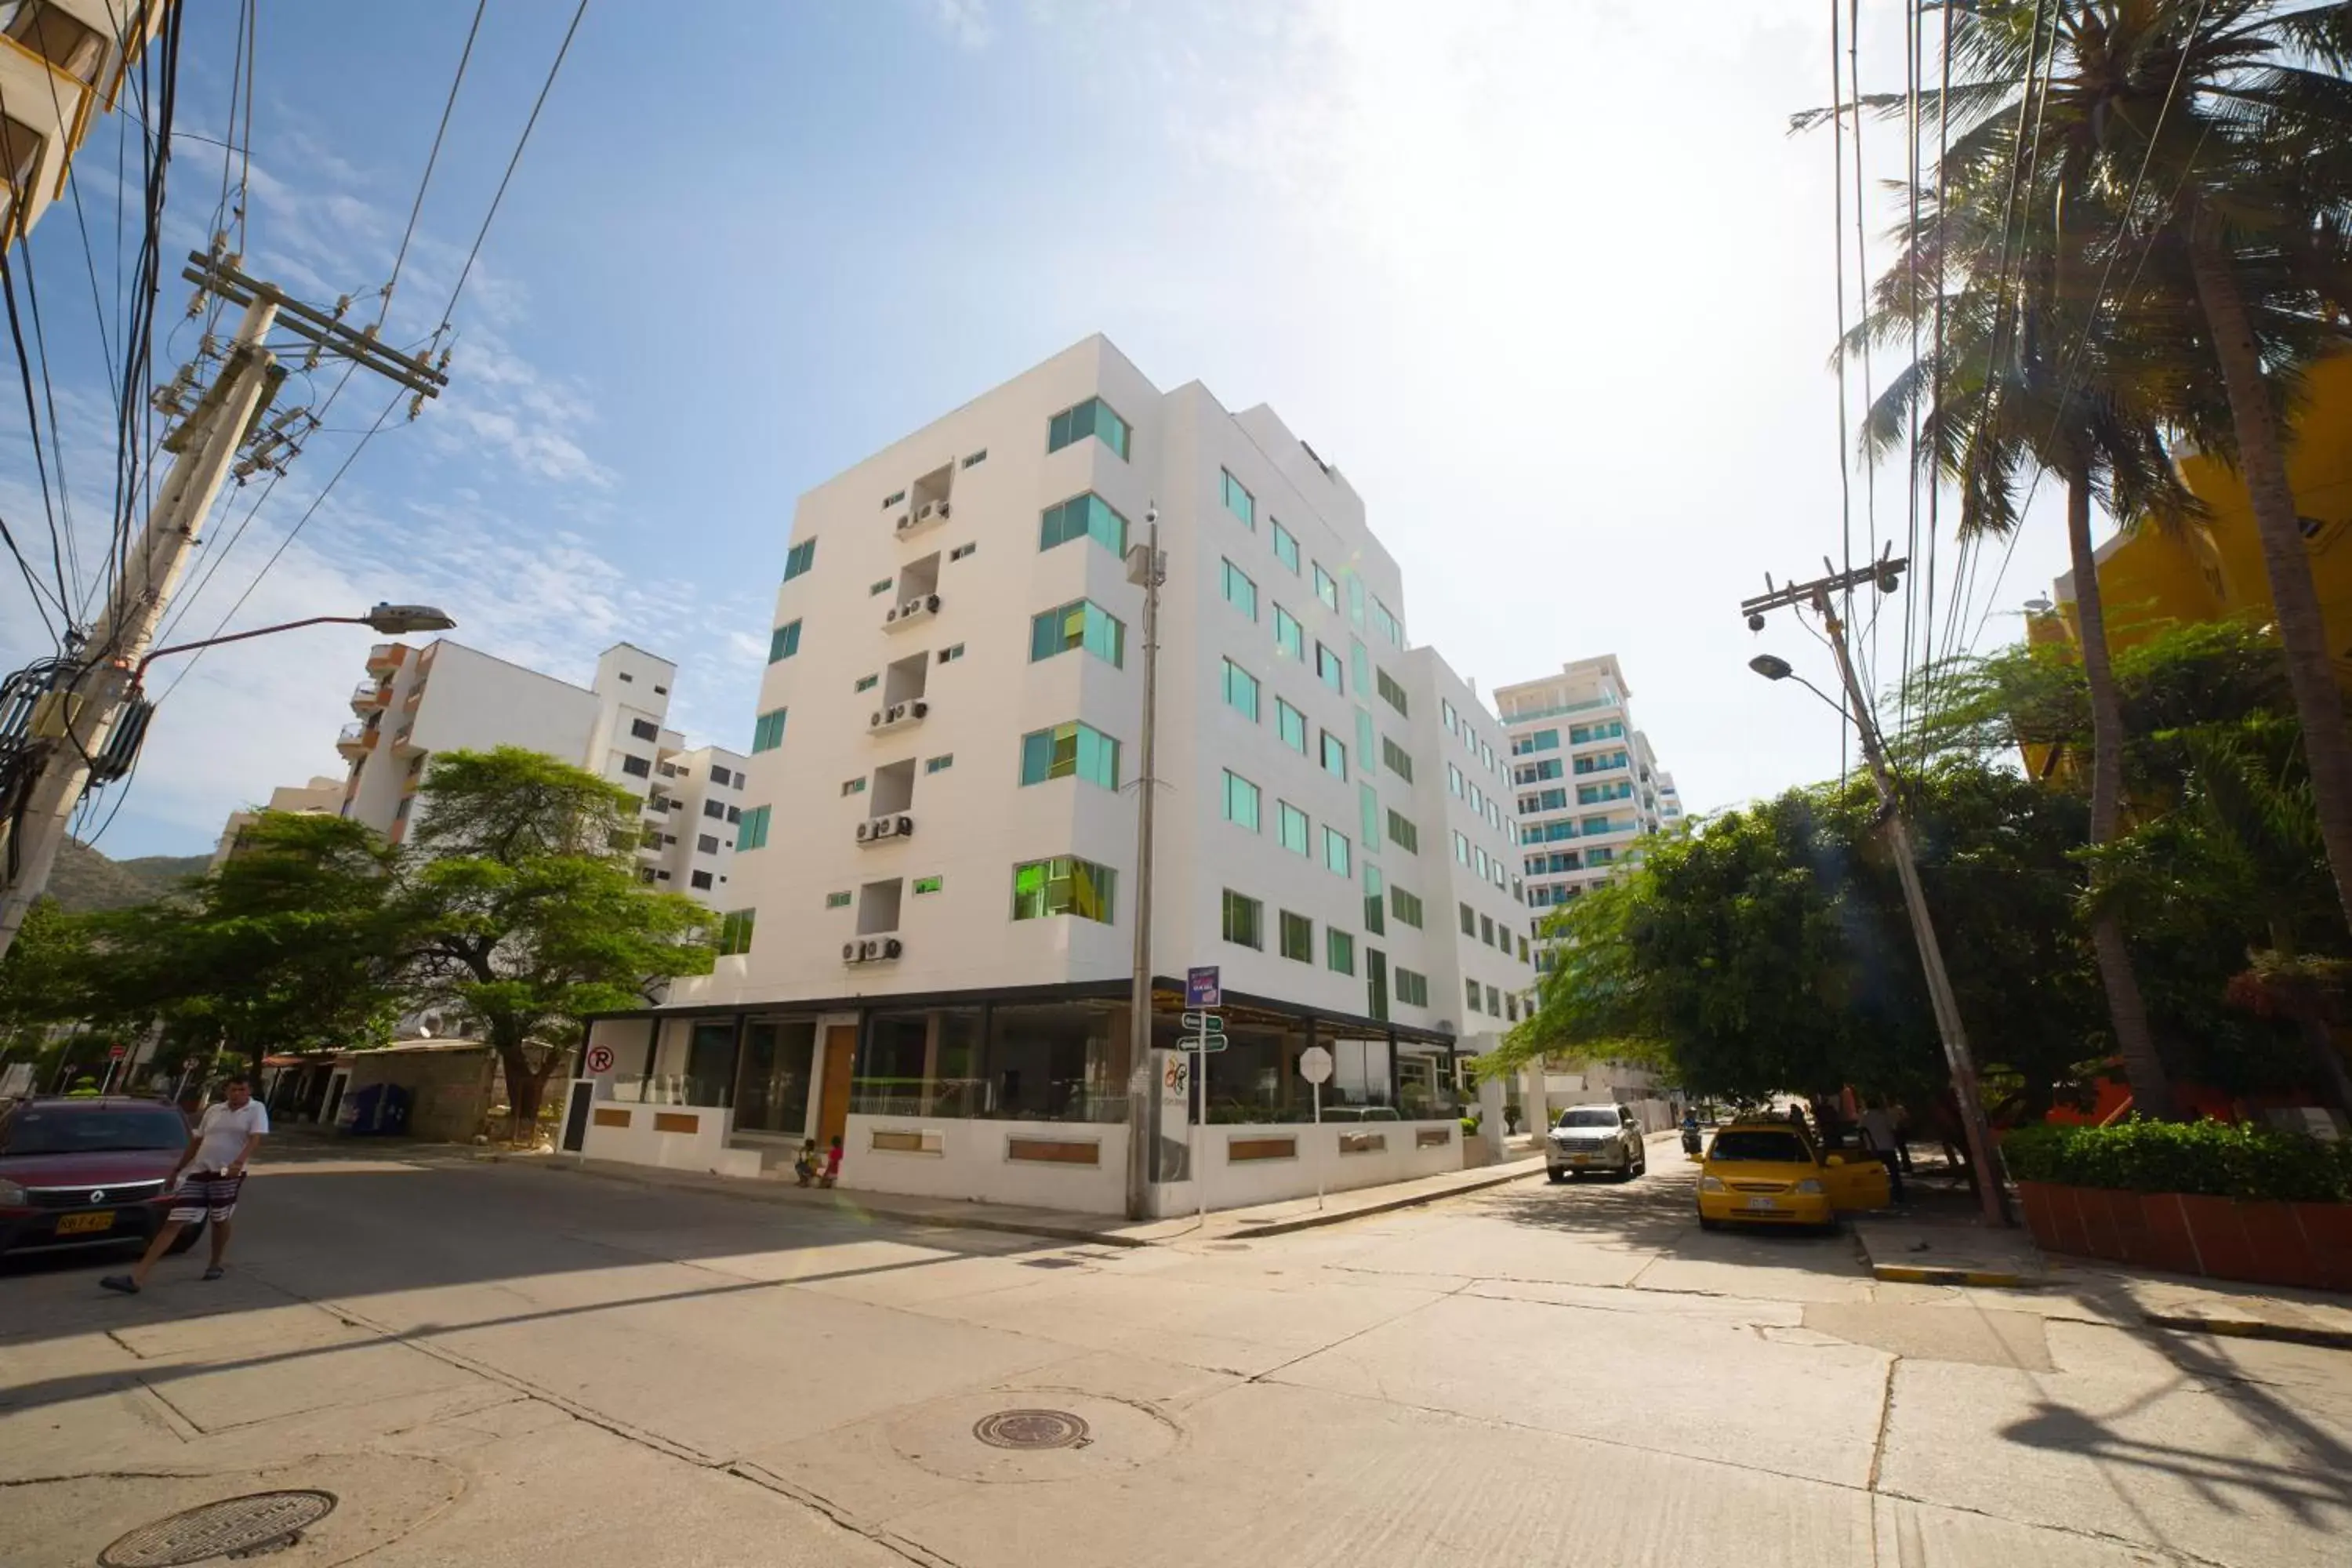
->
[581,1101,760,1178]
[843,1115,1129,1212]
[1151,1119,1463,1217]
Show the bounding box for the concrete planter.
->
[2017,1181,2351,1292]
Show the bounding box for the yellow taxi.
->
[1695,1120,1892,1232]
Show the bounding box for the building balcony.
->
[390,721,422,756]
[882,593,940,633]
[892,499,950,542]
[365,641,403,674]
[335,722,377,758]
[349,681,390,714]
[868,699,930,736]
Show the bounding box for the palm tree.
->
[1840,144,2191,1116]
[1846,2,2352,930]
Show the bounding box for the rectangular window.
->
[782,539,816,582]
[698,833,721,855]
[1387,811,1418,853]
[1516,758,1566,783]
[1453,830,1471,865]
[1222,659,1261,722]
[1519,934,1530,963]
[768,620,801,662]
[825,891,851,909]
[961,448,987,469]
[1279,909,1313,963]
[1319,730,1347,780]
[1278,801,1309,855]
[1475,846,1490,880]
[1513,729,1560,754]
[1221,770,1261,832]
[1363,862,1385,935]
[938,644,965,663]
[1047,396,1131,459]
[1221,888,1263,948]
[1351,641,1372,707]
[738,805,771,850]
[1347,573,1366,630]
[1271,518,1299,572]
[1314,562,1339,612]
[1359,781,1382,851]
[621,754,652,779]
[751,708,787,753]
[915,874,945,893]
[1381,738,1414,782]
[1471,782,1486,816]
[705,800,727,820]
[1029,598,1125,666]
[1221,468,1254,528]
[1221,559,1258,621]
[925,754,954,773]
[1395,967,1428,1007]
[1039,492,1129,555]
[1465,978,1483,1015]
[1480,913,1496,947]
[842,777,867,797]
[629,717,659,742]
[1011,855,1117,924]
[1273,604,1304,661]
[1460,902,1477,938]
[1376,668,1409,716]
[1486,983,1502,1016]
[717,909,756,956]
[1322,826,1351,877]
[870,578,893,597]
[1448,763,1465,797]
[1587,846,1615,866]
[1326,927,1356,976]
[1390,887,1424,927]
[1371,597,1401,647]
[1018,721,1121,789]
[1316,643,1343,695]
[855,673,878,692]
[949,542,977,561]
[1276,698,1308,754]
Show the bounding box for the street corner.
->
[5,1449,468,1568]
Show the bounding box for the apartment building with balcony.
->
[208,775,343,871]
[579,336,1529,1214]
[2,2,172,246]
[332,637,742,904]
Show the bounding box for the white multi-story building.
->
[331,637,744,902]
[2,2,171,247]
[1496,655,1682,933]
[582,336,1529,1213]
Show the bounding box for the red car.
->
[0,1097,205,1262]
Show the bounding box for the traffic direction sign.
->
[1179,1011,1225,1033]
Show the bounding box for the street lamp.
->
[1748,655,1849,723]
[131,602,456,685]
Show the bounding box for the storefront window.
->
[733,1018,815,1134]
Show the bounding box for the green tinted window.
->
[1326,927,1355,975]
[1039,492,1130,555]
[1276,698,1308,753]
[1221,469,1254,528]
[1271,519,1299,572]
[1279,909,1313,963]
[1278,801,1309,855]
[1222,770,1261,831]
[1322,826,1351,877]
[1222,659,1261,722]
[1273,604,1304,661]
[1314,564,1339,612]
[1221,889,1262,948]
[1047,396,1130,459]
[1029,598,1125,666]
[1018,721,1120,789]
[768,621,801,662]
[1012,856,1116,923]
[737,806,771,851]
[751,708,787,753]
[1222,559,1258,621]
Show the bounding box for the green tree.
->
[401,747,713,1139]
[0,898,96,1080]
[82,812,412,1071]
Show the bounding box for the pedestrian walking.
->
[819,1134,843,1189]
[102,1075,268,1294]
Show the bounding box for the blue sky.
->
[1,1,2078,858]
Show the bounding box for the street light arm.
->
[131,615,372,684]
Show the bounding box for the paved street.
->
[4,1138,2348,1567]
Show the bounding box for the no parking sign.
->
[584,1044,615,1075]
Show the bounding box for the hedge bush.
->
[2000,1118,2352,1203]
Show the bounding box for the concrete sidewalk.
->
[500,1146,1553,1247]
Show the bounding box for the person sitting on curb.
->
[792,1138,819,1187]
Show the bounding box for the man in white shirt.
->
[102,1075,269,1294]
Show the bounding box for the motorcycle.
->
[1680,1125,1703,1157]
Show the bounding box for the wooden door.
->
[817,1025,858,1145]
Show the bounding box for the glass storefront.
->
[734,1018,815,1134]
[684,1022,738,1109]
[851,1001,1130,1123]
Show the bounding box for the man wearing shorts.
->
[102,1076,268,1294]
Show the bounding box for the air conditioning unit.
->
[886,702,908,724]
[881,937,904,960]
[884,604,902,624]
[842,941,860,963]
[892,513,913,533]
[855,820,876,843]
[894,814,913,837]
[871,815,897,840]
[870,710,886,728]
[921,593,940,613]
[916,500,941,523]
[900,597,925,618]
[909,699,929,719]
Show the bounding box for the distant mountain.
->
[44,839,209,913]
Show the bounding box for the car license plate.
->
[1743,1197,1778,1212]
[1570,1154,1590,1165]
[56,1210,116,1236]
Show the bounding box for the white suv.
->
[1545,1103,1646,1183]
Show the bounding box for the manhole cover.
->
[971,1408,1091,1450]
[100,1490,337,1566]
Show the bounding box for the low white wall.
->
[843,1115,1130,1213]
[1151,1119,1462,1217]
[581,1101,760,1178]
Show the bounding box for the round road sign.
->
[1298,1045,1334,1086]
[585,1044,615,1075]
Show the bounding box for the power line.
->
[382,0,488,325]
[1828,0,1855,779]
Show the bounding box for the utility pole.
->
[1123,510,1166,1221]
[0,249,448,959]
[1742,553,2007,1227]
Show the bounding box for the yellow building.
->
[2045,351,2352,670]
[2,2,173,247]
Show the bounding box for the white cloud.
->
[930,0,994,50]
